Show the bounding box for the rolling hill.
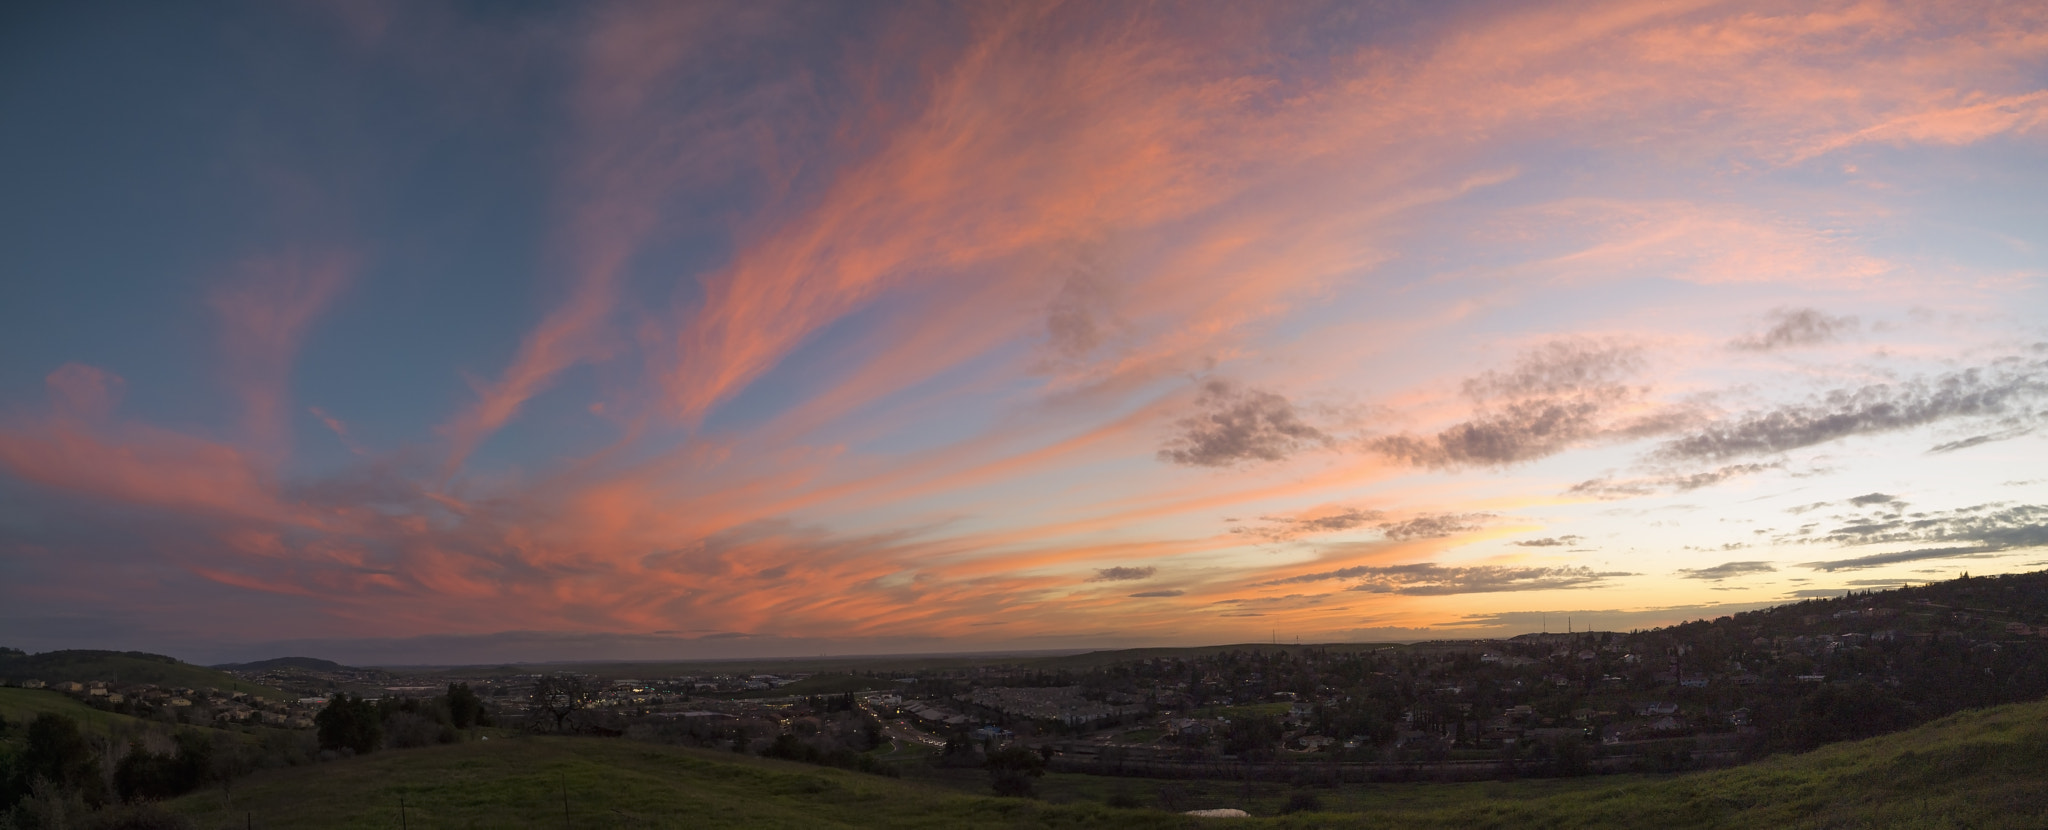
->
[0,650,288,699]
[211,656,356,673]
[165,695,2048,828]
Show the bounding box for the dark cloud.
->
[1374,340,1693,469]
[1127,589,1183,598]
[1800,545,2007,573]
[1928,427,2033,454]
[1044,254,1123,359]
[1378,512,1495,541]
[1810,503,2048,548]
[1375,398,1614,467]
[1212,593,1336,612]
[1234,508,1386,542]
[1655,361,2047,462]
[1677,560,1776,580]
[1730,308,1858,351]
[1232,509,1485,543]
[1568,462,1783,499]
[1512,536,1582,547]
[1796,502,2048,571]
[1847,492,1899,507]
[1462,339,1644,399]
[1259,563,1629,594]
[1158,380,1329,467]
[1299,509,1383,533]
[1090,566,1156,582]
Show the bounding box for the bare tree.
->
[530,675,593,733]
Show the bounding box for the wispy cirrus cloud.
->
[209,251,352,455]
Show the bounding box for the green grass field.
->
[167,736,1189,829]
[161,695,2048,828]
[0,687,149,734]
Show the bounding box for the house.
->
[1298,735,1336,750]
[169,698,193,708]
[2006,622,2034,636]
[54,681,85,693]
[1634,701,1678,716]
[21,680,45,689]
[1648,715,1685,732]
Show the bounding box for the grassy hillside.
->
[165,697,2048,828]
[0,687,149,734]
[0,650,288,699]
[167,736,1186,829]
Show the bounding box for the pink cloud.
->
[209,250,352,455]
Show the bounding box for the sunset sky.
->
[3,1,2045,665]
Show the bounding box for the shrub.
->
[1281,790,1324,814]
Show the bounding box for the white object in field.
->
[1183,808,1251,818]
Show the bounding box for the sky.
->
[2,0,2046,665]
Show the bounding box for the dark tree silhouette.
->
[530,674,594,732]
